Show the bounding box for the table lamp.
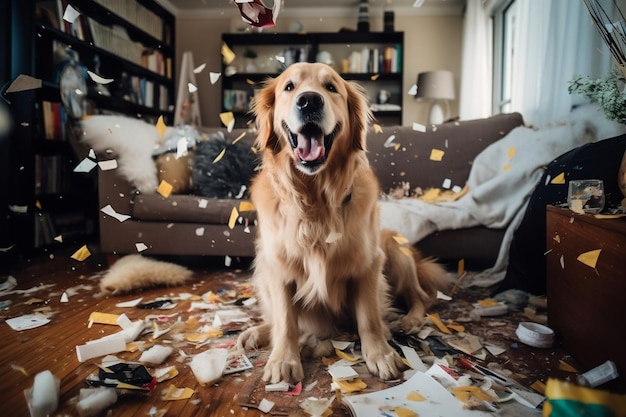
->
[415,70,455,124]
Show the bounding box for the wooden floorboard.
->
[1,248,588,416]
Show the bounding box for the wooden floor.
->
[0,247,582,416]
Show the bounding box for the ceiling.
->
[157,0,466,17]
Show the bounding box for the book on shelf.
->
[93,0,163,41]
[347,45,401,74]
[34,154,72,195]
[41,100,68,141]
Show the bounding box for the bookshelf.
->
[5,0,175,253]
[221,32,404,128]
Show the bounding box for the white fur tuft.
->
[99,255,192,294]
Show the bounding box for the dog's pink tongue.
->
[296,136,325,162]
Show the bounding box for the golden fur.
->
[237,63,448,383]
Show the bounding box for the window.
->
[491,0,517,114]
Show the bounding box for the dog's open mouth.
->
[284,121,340,171]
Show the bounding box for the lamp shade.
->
[415,70,455,100]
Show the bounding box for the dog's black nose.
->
[296,92,324,115]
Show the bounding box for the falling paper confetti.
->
[373,124,383,133]
[187,82,198,93]
[98,160,118,171]
[221,42,236,65]
[239,201,255,212]
[157,180,173,198]
[87,71,114,85]
[407,84,418,95]
[370,74,380,80]
[429,149,445,161]
[219,112,235,131]
[209,72,221,84]
[135,243,148,252]
[62,4,81,23]
[74,158,97,173]
[71,245,91,261]
[551,172,565,184]
[577,249,601,269]
[156,116,167,136]
[228,207,239,229]
[193,63,206,74]
[412,122,426,133]
[325,232,342,243]
[100,205,130,222]
[213,148,226,164]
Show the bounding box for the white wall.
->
[175,8,463,126]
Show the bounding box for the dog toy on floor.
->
[99,255,192,294]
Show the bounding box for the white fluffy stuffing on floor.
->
[99,255,192,294]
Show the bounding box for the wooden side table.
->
[546,205,626,392]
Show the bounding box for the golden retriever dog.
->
[238,62,449,383]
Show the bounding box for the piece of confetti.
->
[98,159,118,171]
[157,180,173,198]
[87,71,114,84]
[213,148,226,164]
[392,234,409,245]
[228,207,239,229]
[156,116,167,136]
[219,112,235,129]
[429,149,445,161]
[370,74,380,80]
[71,245,91,261]
[62,4,81,23]
[161,384,195,401]
[373,124,383,133]
[193,63,206,74]
[577,249,601,269]
[135,243,148,252]
[221,42,236,65]
[407,84,418,95]
[412,122,426,132]
[187,82,198,93]
[551,172,565,184]
[239,201,255,212]
[325,232,342,243]
[209,72,221,84]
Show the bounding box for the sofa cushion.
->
[132,194,256,225]
[368,113,525,194]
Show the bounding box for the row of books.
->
[34,154,73,195]
[128,76,171,111]
[347,45,402,74]
[94,0,165,42]
[40,101,68,141]
[88,18,171,78]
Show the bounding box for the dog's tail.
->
[380,229,450,329]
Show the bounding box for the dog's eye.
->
[285,82,295,91]
[325,83,337,93]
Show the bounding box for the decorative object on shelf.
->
[357,0,370,32]
[567,179,605,214]
[383,0,395,32]
[59,62,87,119]
[414,70,455,125]
[175,51,202,126]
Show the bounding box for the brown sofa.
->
[90,113,525,268]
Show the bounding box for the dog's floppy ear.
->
[345,80,372,151]
[251,77,280,152]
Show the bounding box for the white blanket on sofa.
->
[379,104,626,287]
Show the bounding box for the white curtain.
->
[510,0,611,126]
[459,0,493,121]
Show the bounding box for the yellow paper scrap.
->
[156,115,167,136]
[429,149,445,161]
[426,313,451,334]
[373,124,383,133]
[54,235,63,243]
[213,148,226,164]
[393,235,409,245]
[394,407,417,417]
[162,384,195,401]
[457,258,465,277]
[594,213,626,219]
[156,366,179,382]
[71,245,91,261]
[446,322,465,332]
[228,207,239,229]
[370,74,380,80]
[450,385,496,402]
[530,380,546,394]
[421,188,441,201]
[232,131,246,144]
[157,180,173,198]
[558,360,579,373]
[335,349,360,362]
[10,364,29,376]
[502,163,511,171]
[88,312,120,325]
[478,298,499,307]
[35,200,42,209]
[553,234,561,243]
[239,201,255,212]
[219,112,235,128]
[246,78,255,85]
[577,249,601,269]
[507,146,516,159]
[221,42,236,65]
[333,378,367,393]
[551,172,565,184]
[406,390,426,401]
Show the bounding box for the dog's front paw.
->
[400,313,425,334]
[237,324,270,350]
[263,351,304,384]
[364,346,406,380]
